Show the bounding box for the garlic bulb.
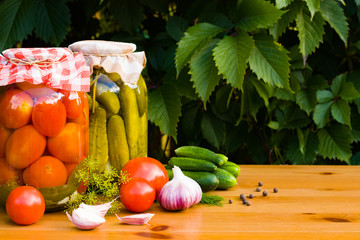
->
[158,166,202,211]
[117,213,155,225]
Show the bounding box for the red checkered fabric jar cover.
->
[0,48,90,92]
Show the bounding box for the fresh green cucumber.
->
[220,161,240,178]
[175,146,224,166]
[214,168,237,190]
[168,157,217,172]
[216,153,228,165]
[166,169,219,192]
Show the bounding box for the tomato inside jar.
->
[0,47,90,211]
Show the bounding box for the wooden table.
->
[1,165,360,239]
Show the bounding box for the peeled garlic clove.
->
[66,207,106,230]
[78,202,111,218]
[78,197,119,217]
[117,213,155,225]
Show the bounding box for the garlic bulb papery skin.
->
[66,207,106,230]
[117,213,155,225]
[158,166,202,211]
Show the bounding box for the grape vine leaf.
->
[248,34,290,90]
[0,0,36,50]
[270,0,302,39]
[273,88,295,101]
[175,23,223,76]
[189,39,221,103]
[313,101,332,128]
[213,33,254,90]
[275,0,293,9]
[331,73,360,100]
[319,0,348,45]
[251,76,274,107]
[304,0,320,18]
[201,111,226,150]
[295,75,328,115]
[317,124,352,164]
[296,90,316,115]
[148,84,181,142]
[236,0,285,32]
[331,99,351,127]
[339,82,360,100]
[286,130,318,164]
[34,0,70,45]
[330,73,346,96]
[296,6,325,61]
[316,89,334,103]
[274,103,311,130]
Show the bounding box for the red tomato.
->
[6,186,45,225]
[120,177,156,213]
[121,157,169,197]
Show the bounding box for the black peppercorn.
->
[240,193,246,201]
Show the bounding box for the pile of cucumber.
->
[165,146,240,192]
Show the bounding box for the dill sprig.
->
[118,170,131,185]
[199,193,225,207]
[65,156,127,215]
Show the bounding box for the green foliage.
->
[190,39,221,103]
[213,33,254,90]
[1,0,360,165]
[248,34,290,89]
[236,0,285,31]
[296,7,325,59]
[0,0,70,49]
[148,83,181,142]
[319,0,348,45]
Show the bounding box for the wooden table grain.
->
[1,165,360,240]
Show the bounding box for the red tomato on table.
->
[6,186,45,225]
[121,157,169,197]
[120,177,156,213]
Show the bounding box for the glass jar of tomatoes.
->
[68,40,147,174]
[0,48,90,211]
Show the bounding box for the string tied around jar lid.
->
[6,56,61,75]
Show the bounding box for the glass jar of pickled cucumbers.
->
[68,40,147,174]
[0,48,90,211]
